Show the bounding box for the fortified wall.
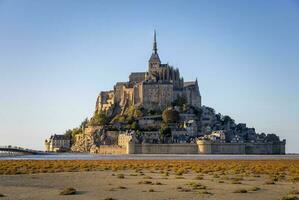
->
[92,140,285,155]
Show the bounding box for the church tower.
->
[148,30,161,76]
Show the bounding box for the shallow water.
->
[0,153,298,160]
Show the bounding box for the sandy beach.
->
[0,160,298,200]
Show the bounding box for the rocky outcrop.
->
[71,126,120,152]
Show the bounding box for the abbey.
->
[45,31,285,155]
[96,31,201,112]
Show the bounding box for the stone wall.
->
[89,140,285,155]
[129,143,198,154]
[196,140,286,155]
[91,145,127,154]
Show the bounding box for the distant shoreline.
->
[1,153,299,160]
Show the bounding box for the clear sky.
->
[0,0,298,152]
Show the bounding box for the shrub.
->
[251,186,261,191]
[186,182,206,190]
[199,190,212,194]
[195,175,203,180]
[233,189,247,193]
[231,180,242,184]
[289,190,299,195]
[138,180,153,185]
[116,174,125,179]
[59,187,76,195]
[278,196,299,200]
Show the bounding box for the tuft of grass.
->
[194,175,203,180]
[102,197,116,200]
[0,193,5,197]
[288,190,299,195]
[175,176,185,179]
[265,180,275,185]
[178,188,191,192]
[251,186,261,191]
[278,195,299,200]
[59,187,76,195]
[138,180,153,185]
[143,176,152,179]
[231,180,242,184]
[218,180,224,183]
[199,190,212,195]
[213,174,220,178]
[233,189,248,193]
[116,174,125,179]
[117,186,127,189]
[186,182,206,190]
[148,189,155,192]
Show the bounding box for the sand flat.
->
[0,170,298,200]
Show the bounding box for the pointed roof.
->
[149,30,161,63]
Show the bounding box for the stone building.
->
[96,31,201,113]
[44,134,71,152]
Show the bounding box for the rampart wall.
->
[91,141,285,155]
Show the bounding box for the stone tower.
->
[148,30,161,77]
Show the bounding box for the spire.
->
[153,30,157,54]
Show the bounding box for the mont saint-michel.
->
[45,32,285,155]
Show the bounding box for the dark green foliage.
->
[59,187,76,195]
[160,126,172,143]
[172,95,187,107]
[89,111,107,126]
[162,108,179,123]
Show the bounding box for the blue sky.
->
[0,0,298,152]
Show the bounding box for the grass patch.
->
[265,180,275,185]
[59,187,76,195]
[251,186,261,191]
[278,196,299,200]
[148,188,155,192]
[199,190,212,195]
[186,182,206,190]
[288,189,299,195]
[233,189,248,193]
[231,180,242,184]
[138,180,153,185]
[116,174,125,179]
[194,175,203,180]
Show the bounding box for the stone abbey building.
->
[45,32,285,155]
[96,31,201,112]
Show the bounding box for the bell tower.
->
[148,30,161,75]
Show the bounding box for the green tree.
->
[162,108,180,123]
[80,118,89,129]
[131,121,139,130]
[89,111,107,126]
[160,126,172,143]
